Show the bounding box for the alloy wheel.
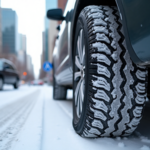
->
[74,29,85,118]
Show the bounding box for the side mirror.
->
[47,9,65,21]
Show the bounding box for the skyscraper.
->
[58,0,68,12]
[48,20,58,63]
[18,34,27,68]
[0,1,2,54]
[1,8,18,54]
[45,0,57,61]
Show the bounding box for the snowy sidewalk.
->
[0,85,39,109]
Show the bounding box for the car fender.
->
[70,0,150,65]
[116,0,150,65]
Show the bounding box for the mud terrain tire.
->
[14,79,19,89]
[73,5,148,137]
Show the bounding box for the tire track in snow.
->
[0,89,40,150]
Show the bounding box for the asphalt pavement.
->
[0,85,150,150]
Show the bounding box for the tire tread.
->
[76,5,147,137]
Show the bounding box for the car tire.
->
[53,71,67,100]
[14,79,19,89]
[0,77,3,90]
[73,5,148,137]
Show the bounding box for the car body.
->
[47,0,150,137]
[116,0,150,64]
[49,0,150,87]
[0,59,20,90]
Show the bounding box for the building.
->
[19,34,26,52]
[27,55,32,73]
[44,0,67,63]
[42,0,67,82]
[58,0,68,24]
[1,8,19,54]
[48,20,58,63]
[39,32,46,79]
[45,0,57,61]
[39,52,46,80]
[26,55,34,80]
[18,34,27,65]
[58,0,68,12]
[17,34,34,81]
[0,1,2,54]
[48,0,68,63]
[0,8,19,73]
[18,34,26,58]
[17,34,27,79]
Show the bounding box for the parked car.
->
[47,0,150,137]
[0,59,20,90]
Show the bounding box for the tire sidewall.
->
[14,79,19,89]
[73,11,90,134]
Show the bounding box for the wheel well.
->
[74,0,116,20]
[71,0,117,61]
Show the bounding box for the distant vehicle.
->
[0,59,20,90]
[47,0,150,137]
[32,80,44,86]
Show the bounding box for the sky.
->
[1,0,57,78]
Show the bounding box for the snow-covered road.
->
[0,85,150,150]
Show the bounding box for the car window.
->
[9,64,15,71]
[4,63,9,69]
[4,62,15,71]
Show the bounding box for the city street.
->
[0,85,150,150]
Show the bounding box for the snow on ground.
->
[0,85,150,150]
[0,85,39,109]
[40,87,150,150]
[12,89,43,150]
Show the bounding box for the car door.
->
[54,0,76,85]
[3,62,11,83]
[8,64,17,84]
[3,62,16,84]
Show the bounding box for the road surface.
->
[0,85,150,150]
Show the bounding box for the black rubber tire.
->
[0,77,3,90]
[53,73,67,100]
[14,79,19,89]
[73,5,148,137]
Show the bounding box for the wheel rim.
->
[74,29,85,119]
